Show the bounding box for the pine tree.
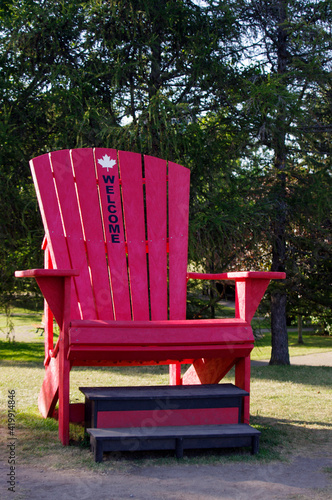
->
[230,0,332,363]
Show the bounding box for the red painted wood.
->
[188,272,286,322]
[97,408,238,428]
[36,277,67,336]
[182,357,239,385]
[53,403,85,424]
[235,278,270,322]
[182,356,252,424]
[17,148,287,446]
[71,358,195,367]
[58,276,72,445]
[168,148,189,379]
[15,269,79,278]
[70,317,250,328]
[50,149,96,320]
[169,363,182,385]
[168,161,190,320]
[70,403,85,424]
[15,270,78,328]
[44,244,54,363]
[30,154,80,319]
[118,151,149,320]
[69,318,253,345]
[235,356,251,424]
[94,148,132,320]
[30,155,66,267]
[38,355,59,418]
[144,155,168,320]
[187,271,286,280]
[71,149,114,320]
[68,345,253,364]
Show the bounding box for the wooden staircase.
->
[80,384,260,462]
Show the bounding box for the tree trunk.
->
[270,186,289,364]
[270,290,289,364]
[148,15,162,156]
[269,0,290,365]
[297,314,304,344]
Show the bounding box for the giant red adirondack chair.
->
[16,148,285,445]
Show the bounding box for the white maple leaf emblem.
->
[98,154,116,172]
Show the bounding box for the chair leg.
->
[169,363,182,385]
[182,357,236,385]
[38,356,59,418]
[235,355,250,424]
[58,338,70,445]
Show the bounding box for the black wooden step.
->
[80,384,249,429]
[87,424,261,462]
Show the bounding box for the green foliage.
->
[310,315,332,336]
[0,0,331,349]
[0,302,14,340]
[221,0,332,362]
[0,0,244,308]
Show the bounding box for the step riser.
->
[80,385,259,461]
[88,425,260,462]
[81,384,248,431]
[96,407,238,428]
[92,436,258,462]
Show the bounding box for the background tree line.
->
[0,0,331,363]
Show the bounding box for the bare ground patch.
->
[1,438,331,500]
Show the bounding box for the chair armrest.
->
[187,271,286,322]
[15,269,79,327]
[187,271,286,281]
[15,269,79,278]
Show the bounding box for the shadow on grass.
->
[251,364,332,388]
[251,415,332,460]
[99,415,332,465]
[0,340,44,364]
[0,409,284,464]
[1,342,331,390]
[1,406,331,468]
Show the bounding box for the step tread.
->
[80,383,248,401]
[87,423,260,440]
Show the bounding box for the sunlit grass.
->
[0,303,331,469]
[1,355,331,470]
[0,341,45,362]
[252,329,332,360]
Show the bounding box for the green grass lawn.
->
[1,305,331,361]
[1,356,331,470]
[0,304,331,470]
[252,328,332,360]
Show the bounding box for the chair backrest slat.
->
[145,155,168,320]
[71,149,114,320]
[118,151,150,320]
[50,150,96,319]
[30,153,81,319]
[168,161,190,320]
[94,148,132,320]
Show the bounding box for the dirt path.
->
[1,327,331,499]
[1,445,332,500]
[251,350,332,367]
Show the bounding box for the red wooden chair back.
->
[17,147,285,445]
[30,148,190,323]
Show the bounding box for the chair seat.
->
[68,318,254,363]
[69,317,253,343]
